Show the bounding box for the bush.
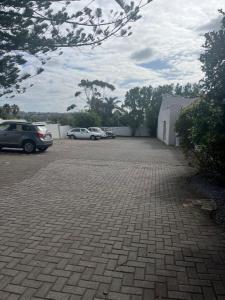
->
[71,112,101,128]
[176,99,225,176]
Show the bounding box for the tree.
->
[175,83,201,98]
[67,104,76,112]
[145,84,174,137]
[101,97,121,126]
[11,104,20,115]
[176,11,225,177]
[0,103,20,118]
[176,99,225,175]
[0,0,152,97]
[71,111,101,127]
[200,11,225,104]
[123,87,145,136]
[75,79,115,113]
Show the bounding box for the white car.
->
[67,128,101,140]
[88,127,107,138]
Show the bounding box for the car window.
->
[72,129,80,132]
[36,125,47,133]
[7,123,17,131]
[81,129,87,133]
[0,123,10,131]
[16,124,23,131]
[22,124,34,131]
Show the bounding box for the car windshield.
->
[36,125,47,133]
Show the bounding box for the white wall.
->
[59,126,71,139]
[157,108,171,145]
[157,95,197,146]
[46,124,71,139]
[110,126,150,137]
[45,124,150,139]
[46,124,61,139]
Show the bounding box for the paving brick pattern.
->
[0,138,225,300]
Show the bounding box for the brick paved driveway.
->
[0,138,225,300]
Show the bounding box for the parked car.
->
[67,128,101,140]
[0,121,53,153]
[88,127,107,138]
[101,127,116,139]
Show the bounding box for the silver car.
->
[67,128,101,140]
[88,127,107,138]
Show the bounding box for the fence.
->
[46,124,70,139]
[46,124,150,139]
[110,126,150,137]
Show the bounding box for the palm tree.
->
[11,104,20,116]
[104,97,121,116]
[101,97,122,126]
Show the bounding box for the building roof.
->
[160,94,197,112]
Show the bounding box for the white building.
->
[157,94,197,146]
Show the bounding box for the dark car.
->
[0,121,53,153]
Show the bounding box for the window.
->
[7,123,17,131]
[0,123,10,131]
[36,125,46,133]
[72,129,80,132]
[16,124,22,131]
[81,129,88,133]
[22,124,33,131]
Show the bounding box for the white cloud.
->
[2,0,225,112]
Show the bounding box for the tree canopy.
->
[200,10,225,103]
[0,0,152,97]
[0,103,20,119]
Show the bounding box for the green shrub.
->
[72,112,101,128]
[176,99,225,176]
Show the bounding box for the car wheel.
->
[90,135,95,140]
[72,135,76,139]
[23,140,36,154]
[38,147,48,152]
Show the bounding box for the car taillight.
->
[36,131,45,139]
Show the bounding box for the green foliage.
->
[176,99,225,175]
[0,1,151,97]
[0,103,20,119]
[176,11,225,177]
[123,87,145,136]
[70,112,101,128]
[75,79,116,114]
[67,104,76,112]
[71,79,122,126]
[200,11,225,103]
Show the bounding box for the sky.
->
[2,0,225,112]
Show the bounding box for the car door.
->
[80,128,90,139]
[0,123,10,146]
[3,123,22,146]
[73,128,82,138]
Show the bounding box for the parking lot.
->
[0,138,225,300]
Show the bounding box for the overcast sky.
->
[2,0,225,112]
